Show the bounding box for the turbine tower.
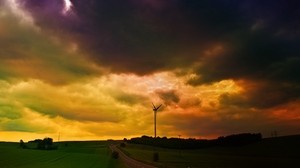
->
[152,103,162,138]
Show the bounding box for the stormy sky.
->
[0,0,299,141]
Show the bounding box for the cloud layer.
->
[0,0,299,141]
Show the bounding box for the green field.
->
[0,141,124,168]
[1,135,300,168]
[121,135,300,168]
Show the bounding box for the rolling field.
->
[121,135,300,168]
[0,141,124,168]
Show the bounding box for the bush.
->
[112,151,119,159]
[20,139,27,149]
[153,152,159,162]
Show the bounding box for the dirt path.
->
[109,144,157,168]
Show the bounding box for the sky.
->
[0,0,299,142]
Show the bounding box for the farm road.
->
[109,144,157,168]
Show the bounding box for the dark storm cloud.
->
[186,0,300,85]
[16,0,226,71]
[189,32,300,85]
[20,0,300,108]
[68,0,202,73]
[20,0,300,73]
[155,89,180,105]
[219,81,300,109]
[183,0,300,108]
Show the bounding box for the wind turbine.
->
[152,103,162,138]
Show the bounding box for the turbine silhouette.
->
[152,103,162,138]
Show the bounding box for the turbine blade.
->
[157,104,162,110]
[152,102,156,109]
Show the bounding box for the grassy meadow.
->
[121,135,300,168]
[0,141,124,168]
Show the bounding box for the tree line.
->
[128,133,262,149]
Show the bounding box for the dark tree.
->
[37,137,54,150]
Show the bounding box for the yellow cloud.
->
[0,72,244,141]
